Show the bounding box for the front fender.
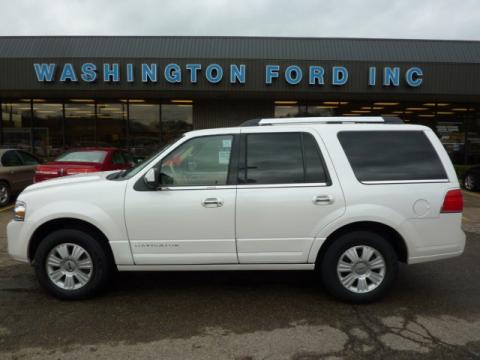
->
[25,200,133,265]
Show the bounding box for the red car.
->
[34,147,134,183]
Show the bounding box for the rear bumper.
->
[405,213,466,264]
[7,220,30,263]
[409,248,465,264]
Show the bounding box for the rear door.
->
[235,128,346,263]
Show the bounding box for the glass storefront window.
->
[161,104,193,144]
[307,105,336,116]
[32,103,63,158]
[467,108,480,164]
[1,98,480,167]
[97,103,127,148]
[65,103,95,148]
[437,119,465,164]
[273,100,480,165]
[1,102,33,151]
[274,105,299,118]
[129,104,160,158]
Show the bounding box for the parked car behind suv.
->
[463,165,480,191]
[7,117,465,303]
[0,149,42,206]
[34,147,134,182]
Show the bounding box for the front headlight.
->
[14,201,26,221]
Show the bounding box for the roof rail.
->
[240,116,404,127]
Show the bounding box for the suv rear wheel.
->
[320,230,398,303]
[34,229,112,300]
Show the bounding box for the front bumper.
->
[7,220,30,263]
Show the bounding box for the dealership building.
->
[0,36,479,163]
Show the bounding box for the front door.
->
[16,150,41,188]
[1,150,31,192]
[235,129,345,263]
[125,133,239,265]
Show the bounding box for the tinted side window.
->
[112,152,125,164]
[123,152,134,165]
[338,131,448,182]
[2,151,22,167]
[245,133,304,184]
[160,135,233,186]
[302,133,328,183]
[17,151,40,165]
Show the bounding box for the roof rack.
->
[240,116,404,127]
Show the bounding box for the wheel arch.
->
[0,178,11,190]
[28,217,116,267]
[314,221,408,265]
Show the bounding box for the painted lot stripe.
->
[463,190,480,199]
[0,205,13,212]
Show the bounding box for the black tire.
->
[0,181,11,207]
[320,230,398,303]
[34,229,112,300]
[464,173,477,191]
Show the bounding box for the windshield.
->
[113,136,183,180]
[55,151,107,163]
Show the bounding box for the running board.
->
[117,264,315,271]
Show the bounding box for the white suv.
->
[7,117,465,302]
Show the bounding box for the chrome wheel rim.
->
[337,245,386,294]
[465,175,474,190]
[0,185,9,205]
[46,243,93,290]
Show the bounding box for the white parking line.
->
[463,190,480,199]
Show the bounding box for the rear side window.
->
[338,131,448,182]
[112,152,125,164]
[243,132,328,184]
[2,151,22,167]
[303,133,328,183]
[56,151,107,163]
[17,151,41,165]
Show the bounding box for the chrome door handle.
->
[202,198,224,208]
[313,195,334,205]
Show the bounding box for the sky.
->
[1,0,480,40]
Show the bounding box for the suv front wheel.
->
[34,229,112,300]
[320,230,398,303]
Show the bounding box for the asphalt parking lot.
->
[1,194,480,359]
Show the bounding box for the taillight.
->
[441,189,464,213]
[66,168,97,175]
[35,166,58,175]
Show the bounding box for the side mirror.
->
[159,172,174,186]
[143,168,159,189]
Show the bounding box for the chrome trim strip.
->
[159,183,329,190]
[117,264,315,271]
[361,179,449,185]
[237,183,328,189]
[159,185,236,191]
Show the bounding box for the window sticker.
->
[218,150,231,165]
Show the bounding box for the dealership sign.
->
[33,63,424,87]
